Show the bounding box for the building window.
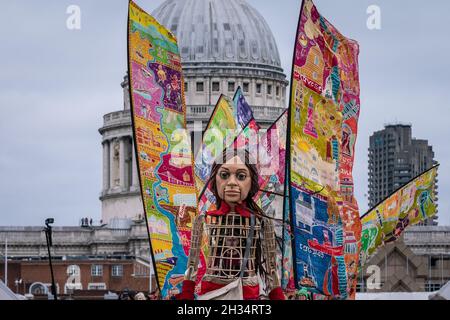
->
[212,82,220,92]
[196,82,204,92]
[256,83,262,94]
[91,264,103,277]
[430,258,438,268]
[184,82,188,92]
[228,82,235,92]
[196,46,204,54]
[276,86,280,97]
[112,265,124,277]
[133,262,150,277]
[267,84,272,95]
[425,282,441,292]
[243,82,249,93]
[88,283,107,290]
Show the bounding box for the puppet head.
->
[209,148,259,210]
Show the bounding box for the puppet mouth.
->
[225,190,240,195]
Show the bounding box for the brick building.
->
[1,256,154,297]
[0,219,156,299]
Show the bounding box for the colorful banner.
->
[255,111,288,198]
[197,119,260,215]
[359,165,439,267]
[127,1,197,299]
[194,95,236,194]
[253,111,294,290]
[197,89,257,213]
[288,0,361,299]
[194,87,255,195]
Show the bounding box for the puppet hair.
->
[208,147,272,284]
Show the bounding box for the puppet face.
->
[215,155,251,207]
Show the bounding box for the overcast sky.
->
[1,0,449,227]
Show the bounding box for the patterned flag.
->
[359,165,439,267]
[194,87,256,195]
[128,1,197,299]
[196,88,257,213]
[197,119,260,215]
[287,0,361,299]
[253,111,295,291]
[194,94,236,194]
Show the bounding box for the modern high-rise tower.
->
[368,124,438,225]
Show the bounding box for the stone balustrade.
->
[187,104,286,123]
[101,105,285,125]
[102,110,132,129]
[0,222,149,258]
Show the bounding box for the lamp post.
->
[0,245,6,289]
[44,218,57,300]
[4,238,7,288]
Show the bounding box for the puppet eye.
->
[236,173,247,181]
[219,171,230,180]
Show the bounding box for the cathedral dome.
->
[99,0,288,221]
[152,0,283,75]
[151,0,288,126]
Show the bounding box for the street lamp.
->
[44,218,57,300]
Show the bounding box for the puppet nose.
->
[227,175,238,185]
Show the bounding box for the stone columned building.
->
[99,0,288,223]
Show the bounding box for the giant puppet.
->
[178,148,285,300]
[127,0,438,300]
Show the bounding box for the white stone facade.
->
[99,91,143,223]
[152,0,288,128]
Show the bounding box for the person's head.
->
[120,289,131,300]
[134,292,147,300]
[209,148,259,210]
